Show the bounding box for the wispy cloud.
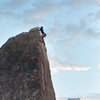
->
[95,9,100,20]
[81,93,100,100]
[65,19,100,40]
[0,0,100,27]
[47,17,100,51]
[21,0,70,24]
[92,0,100,6]
[0,0,89,24]
[0,0,68,22]
[49,54,90,74]
[58,93,100,100]
[57,97,66,100]
[2,0,29,9]
[98,64,100,69]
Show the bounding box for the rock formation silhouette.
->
[0,28,56,100]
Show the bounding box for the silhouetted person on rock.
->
[38,26,47,43]
[39,26,46,37]
[40,26,44,34]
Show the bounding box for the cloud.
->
[46,20,86,52]
[66,0,88,14]
[0,0,31,24]
[58,94,100,100]
[95,9,100,20]
[2,0,29,9]
[49,54,90,74]
[92,0,100,6]
[0,11,16,18]
[57,97,66,100]
[98,64,100,69]
[81,98,100,100]
[15,0,90,24]
[23,0,94,21]
[0,0,69,24]
[87,29,100,38]
[0,0,100,26]
[26,0,100,18]
[69,0,100,8]
[46,18,100,73]
[22,0,69,23]
[81,93,100,100]
[47,17,100,54]
[65,18,100,40]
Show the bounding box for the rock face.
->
[0,28,56,100]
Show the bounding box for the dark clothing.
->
[40,27,44,35]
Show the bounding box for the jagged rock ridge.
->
[0,28,56,100]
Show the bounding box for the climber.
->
[38,26,47,43]
[39,26,47,37]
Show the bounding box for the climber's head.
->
[41,26,43,28]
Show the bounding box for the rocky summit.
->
[0,28,56,100]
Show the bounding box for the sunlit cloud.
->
[98,64,100,69]
[49,54,90,74]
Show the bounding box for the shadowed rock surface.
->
[0,28,56,100]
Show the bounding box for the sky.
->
[0,0,100,100]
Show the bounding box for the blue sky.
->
[0,0,100,100]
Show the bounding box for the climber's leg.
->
[41,36,44,41]
[42,33,47,37]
